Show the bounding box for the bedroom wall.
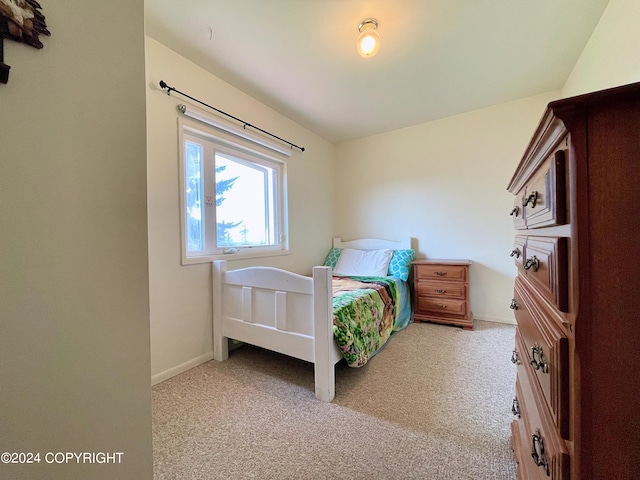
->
[562,0,640,97]
[145,37,335,383]
[0,2,152,479]
[333,92,559,324]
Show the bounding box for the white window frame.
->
[178,117,289,265]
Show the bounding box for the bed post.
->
[212,260,229,361]
[312,265,335,402]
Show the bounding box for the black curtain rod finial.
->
[159,80,173,95]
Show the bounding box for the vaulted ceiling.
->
[145,0,610,143]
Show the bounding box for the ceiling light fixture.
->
[357,18,380,58]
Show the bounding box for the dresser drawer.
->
[511,368,570,480]
[416,296,467,316]
[511,377,537,480]
[415,264,467,282]
[522,236,568,312]
[511,235,526,273]
[510,378,527,479]
[514,278,569,438]
[510,189,527,230]
[522,149,567,229]
[415,280,466,300]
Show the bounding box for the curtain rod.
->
[159,80,305,153]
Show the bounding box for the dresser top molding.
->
[507,81,640,194]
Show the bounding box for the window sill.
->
[181,249,291,266]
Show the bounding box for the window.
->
[180,127,288,263]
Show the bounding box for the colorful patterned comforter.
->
[332,276,411,367]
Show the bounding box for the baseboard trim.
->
[151,351,213,386]
[150,317,514,385]
[473,314,516,325]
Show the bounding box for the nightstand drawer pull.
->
[510,206,520,217]
[511,349,522,365]
[434,289,447,294]
[510,298,518,310]
[522,190,538,208]
[512,397,520,418]
[524,256,540,272]
[530,344,549,373]
[510,248,521,258]
[531,429,549,475]
[434,304,447,309]
[434,271,447,276]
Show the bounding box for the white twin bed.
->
[212,237,413,402]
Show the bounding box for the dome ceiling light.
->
[357,18,380,58]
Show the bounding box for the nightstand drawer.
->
[416,296,467,316]
[416,280,465,300]
[415,264,467,282]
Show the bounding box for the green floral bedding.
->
[332,276,411,367]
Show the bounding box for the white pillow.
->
[333,248,394,277]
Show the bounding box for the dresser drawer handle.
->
[531,429,550,475]
[522,190,538,208]
[512,397,521,418]
[434,289,447,294]
[510,248,521,258]
[510,206,520,217]
[434,304,447,309]
[511,349,521,365]
[510,298,518,310]
[523,256,540,272]
[530,344,549,373]
[434,271,447,276]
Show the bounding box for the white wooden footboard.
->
[212,260,342,402]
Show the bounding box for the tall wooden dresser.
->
[507,82,640,479]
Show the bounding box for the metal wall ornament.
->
[0,0,50,84]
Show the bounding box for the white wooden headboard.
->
[332,237,412,250]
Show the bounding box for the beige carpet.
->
[152,321,517,479]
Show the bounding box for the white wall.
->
[562,0,640,97]
[334,92,558,324]
[0,2,152,479]
[145,38,335,382]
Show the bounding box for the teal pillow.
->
[324,248,342,268]
[324,247,414,281]
[387,249,415,281]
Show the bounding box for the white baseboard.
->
[151,351,213,386]
[473,314,516,325]
[150,316,514,386]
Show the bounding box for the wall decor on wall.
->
[0,0,50,84]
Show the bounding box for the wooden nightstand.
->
[412,259,473,330]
